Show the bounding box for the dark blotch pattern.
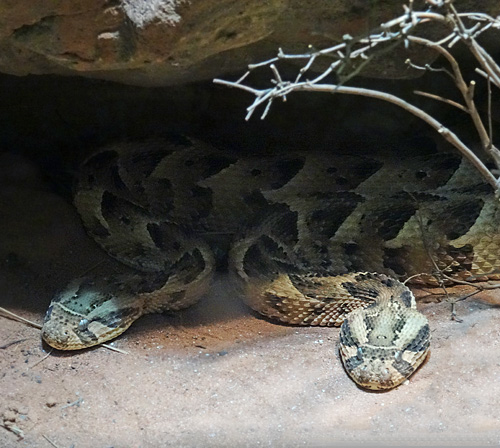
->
[436,154,461,171]
[259,235,285,259]
[339,320,356,347]
[242,190,270,209]
[124,148,174,179]
[171,248,207,285]
[352,159,384,180]
[89,216,111,237]
[380,277,394,288]
[76,328,99,345]
[444,199,484,241]
[341,282,379,301]
[135,272,172,294]
[344,355,364,371]
[375,204,418,240]
[242,243,276,279]
[92,307,139,328]
[403,324,430,352]
[100,191,150,232]
[410,154,461,189]
[343,242,358,256]
[266,206,300,246]
[147,223,165,250]
[400,289,413,308]
[145,178,175,215]
[269,158,305,189]
[392,358,414,377]
[383,247,410,277]
[199,155,236,179]
[84,150,118,170]
[44,305,54,321]
[145,223,190,257]
[189,186,213,220]
[305,192,363,239]
[110,166,127,191]
[327,157,383,190]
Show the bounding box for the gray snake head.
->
[42,276,144,350]
[339,296,431,390]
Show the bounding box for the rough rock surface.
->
[0,0,499,86]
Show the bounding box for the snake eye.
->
[394,350,403,363]
[356,347,363,360]
[78,319,89,331]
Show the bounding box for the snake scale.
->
[42,136,500,390]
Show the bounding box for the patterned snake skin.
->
[41,136,500,389]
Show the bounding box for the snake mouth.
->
[339,342,431,391]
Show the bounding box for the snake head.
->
[42,277,143,350]
[339,300,431,390]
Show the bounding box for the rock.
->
[0,0,498,87]
[2,409,17,422]
[45,397,57,408]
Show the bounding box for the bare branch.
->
[286,83,498,190]
[214,0,500,190]
[413,90,468,112]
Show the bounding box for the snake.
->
[41,136,500,390]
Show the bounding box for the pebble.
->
[3,410,17,422]
[46,397,57,408]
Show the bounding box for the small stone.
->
[3,410,17,422]
[46,397,57,408]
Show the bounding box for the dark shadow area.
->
[0,66,491,322]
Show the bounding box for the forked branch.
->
[214,0,500,192]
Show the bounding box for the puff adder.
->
[42,136,500,390]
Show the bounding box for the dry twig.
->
[214,0,500,191]
[42,434,62,448]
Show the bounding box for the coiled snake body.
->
[42,137,500,390]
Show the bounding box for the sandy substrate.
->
[1,153,500,447]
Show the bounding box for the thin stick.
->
[413,90,468,112]
[61,397,83,410]
[438,272,500,289]
[488,76,493,147]
[1,423,24,439]
[0,307,42,329]
[101,343,129,354]
[450,290,483,322]
[42,434,61,448]
[219,77,498,190]
[29,349,53,369]
[262,82,499,191]
[0,338,28,349]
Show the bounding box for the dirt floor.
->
[1,152,500,448]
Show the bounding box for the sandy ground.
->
[1,153,500,447]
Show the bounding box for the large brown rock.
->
[0,0,499,86]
